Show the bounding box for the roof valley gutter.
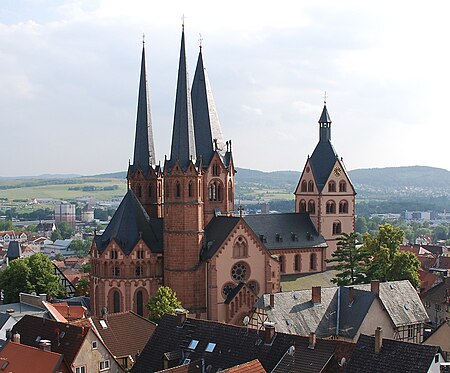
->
[336,286,340,337]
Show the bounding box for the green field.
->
[0,178,127,202]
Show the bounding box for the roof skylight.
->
[205,342,216,352]
[188,339,199,350]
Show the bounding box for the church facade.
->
[90,28,355,324]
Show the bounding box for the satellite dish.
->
[243,316,250,326]
[288,345,295,356]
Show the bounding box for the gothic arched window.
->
[148,184,153,197]
[137,184,142,198]
[326,201,336,214]
[310,253,317,271]
[299,200,307,213]
[339,200,349,214]
[136,290,144,316]
[294,254,301,272]
[308,181,314,192]
[113,290,120,313]
[333,221,342,235]
[308,200,316,214]
[301,180,307,192]
[233,236,248,258]
[339,180,347,192]
[188,181,193,197]
[279,255,285,273]
[328,181,336,192]
[175,181,181,198]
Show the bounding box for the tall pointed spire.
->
[133,40,156,169]
[191,44,225,166]
[319,102,332,142]
[169,26,196,168]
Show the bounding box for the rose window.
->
[231,262,249,282]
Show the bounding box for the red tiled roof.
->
[91,311,156,359]
[52,302,87,320]
[221,359,266,372]
[0,340,70,373]
[419,270,442,293]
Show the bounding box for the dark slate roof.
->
[11,314,88,365]
[6,241,21,259]
[201,216,241,260]
[191,47,225,167]
[169,28,196,170]
[133,42,156,171]
[94,189,163,255]
[131,314,344,373]
[346,334,440,373]
[91,311,156,359]
[243,213,327,250]
[309,140,338,192]
[0,313,12,329]
[319,104,331,124]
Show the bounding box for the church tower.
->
[163,27,207,316]
[127,41,163,218]
[294,102,355,260]
[191,44,235,225]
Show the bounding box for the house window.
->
[279,255,285,273]
[339,200,348,214]
[326,201,336,214]
[299,200,307,213]
[308,200,315,214]
[308,181,314,192]
[339,180,347,192]
[294,254,301,272]
[407,325,415,339]
[92,341,98,349]
[75,367,86,373]
[301,180,307,192]
[100,360,110,371]
[135,265,143,277]
[310,253,317,271]
[112,267,120,277]
[232,236,248,258]
[328,181,336,192]
[332,222,342,235]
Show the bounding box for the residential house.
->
[421,277,450,328]
[0,340,71,373]
[43,301,87,322]
[36,221,57,238]
[89,311,157,370]
[346,327,443,373]
[0,292,47,321]
[131,312,354,373]
[11,315,124,373]
[43,239,75,258]
[250,280,429,343]
[423,321,450,361]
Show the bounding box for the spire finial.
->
[323,91,327,105]
[181,14,186,30]
[199,33,203,49]
[142,33,145,44]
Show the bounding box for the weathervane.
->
[199,33,203,48]
[142,33,145,44]
[323,91,327,105]
[181,14,186,30]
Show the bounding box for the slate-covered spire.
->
[169,27,196,168]
[191,45,225,166]
[319,103,332,142]
[133,40,156,169]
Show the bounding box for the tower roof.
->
[191,46,225,166]
[94,189,163,255]
[133,42,156,171]
[169,28,196,169]
[319,104,332,124]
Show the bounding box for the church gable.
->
[295,159,317,195]
[321,159,355,196]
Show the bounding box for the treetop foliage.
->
[146,286,183,323]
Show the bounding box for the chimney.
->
[269,294,275,308]
[375,327,383,354]
[175,308,187,327]
[312,286,321,305]
[12,332,20,344]
[371,280,380,295]
[263,321,276,344]
[39,339,51,352]
[308,331,316,349]
[348,287,354,306]
[39,294,47,302]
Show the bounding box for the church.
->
[90,27,355,324]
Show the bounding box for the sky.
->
[1,0,450,176]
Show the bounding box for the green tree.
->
[433,225,449,241]
[362,224,420,288]
[57,222,74,239]
[75,277,90,296]
[326,232,368,285]
[70,239,91,258]
[0,220,14,231]
[0,254,65,303]
[54,253,65,261]
[146,286,183,323]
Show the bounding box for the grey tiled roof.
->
[309,140,338,192]
[191,48,225,167]
[346,334,441,373]
[133,43,156,171]
[94,189,163,255]
[169,29,196,171]
[243,213,327,250]
[201,216,241,260]
[6,241,21,259]
[131,314,346,373]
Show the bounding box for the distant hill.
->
[0,173,81,180]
